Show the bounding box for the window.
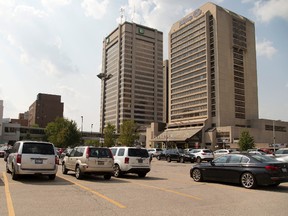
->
[118,148,125,156]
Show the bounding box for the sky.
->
[0,0,288,132]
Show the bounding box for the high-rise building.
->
[28,93,63,128]
[151,2,287,149]
[99,22,163,133]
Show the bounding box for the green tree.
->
[104,123,116,147]
[238,130,255,151]
[85,139,100,146]
[118,120,139,146]
[45,117,81,148]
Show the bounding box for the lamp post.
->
[97,72,113,136]
[81,116,83,134]
[91,124,93,135]
[273,120,276,152]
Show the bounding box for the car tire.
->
[241,172,257,189]
[191,168,203,182]
[157,155,161,160]
[48,174,56,180]
[196,157,202,163]
[179,157,184,163]
[104,174,112,180]
[166,156,171,162]
[12,166,19,180]
[62,163,68,174]
[138,172,147,178]
[75,166,83,179]
[113,164,122,178]
[6,163,11,173]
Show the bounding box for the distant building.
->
[99,22,163,133]
[10,112,29,126]
[28,93,64,128]
[149,2,288,150]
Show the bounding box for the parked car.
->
[213,149,232,158]
[59,147,73,164]
[190,153,288,189]
[273,148,288,157]
[275,155,288,163]
[156,149,168,160]
[189,149,214,163]
[110,147,150,178]
[0,146,5,158]
[165,149,195,163]
[147,148,163,158]
[62,146,114,180]
[6,141,58,180]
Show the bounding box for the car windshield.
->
[128,148,149,157]
[22,143,55,155]
[89,148,112,158]
[251,154,279,162]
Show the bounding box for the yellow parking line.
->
[59,176,126,208]
[3,172,15,216]
[133,182,202,200]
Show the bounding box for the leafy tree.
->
[45,117,81,148]
[85,139,100,146]
[118,120,139,146]
[238,130,255,151]
[104,123,116,147]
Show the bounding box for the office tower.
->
[99,22,163,133]
[28,93,64,128]
[169,2,258,130]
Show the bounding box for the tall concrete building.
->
[99,22,163,133]
[28,93,64,128]
[151,2,287,149]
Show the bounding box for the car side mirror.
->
[210,161,215,166]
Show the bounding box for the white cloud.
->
[41,0,71,12]
[253,0,288,22]
[81,0,109,19]
[256,39,277,59]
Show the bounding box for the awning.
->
[152,127,203,142]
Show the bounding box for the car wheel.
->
[12,166,19,180]
[196,157,201,163]
[166,156,171,162]
[157,155,161,160]
[241,172,257,189]
[62,163,68,174]
[138,172,147,178]
[75,166,83,179]
[48,174,56,180]
[191,168,203,182]
[104,174,112,180]
[179,157,184,163]
[6,163,11,173]
[113,164,122,178]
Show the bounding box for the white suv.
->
[6,141,58,180]
[189,149,214,163]
[110,147,151,178]
[62,146,114,180]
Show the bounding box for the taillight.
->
[16,154,22,163]
[124,157,129,164]
[86,147,90,158]
[55,155,59,165]
[265,165,279,171]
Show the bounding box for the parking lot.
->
[1,157,288,216]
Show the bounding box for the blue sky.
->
[0,0,287,132]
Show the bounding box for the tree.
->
[45,117,81,148]
[118,120,139,146]
[85,139,100,146]
[104,123,116,147]
[238,130,255,151]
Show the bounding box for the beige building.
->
[149,2,288,149]
[99,22,163,133]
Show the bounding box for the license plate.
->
[138,159,143,163]
[35,159,43,164]
[282,168,287,173]
[98,161,104,165]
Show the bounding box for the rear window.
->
[89,148,112,158]
[203,150,212,153]
[251,154,278,162]
[128,148,149,158]
[22,143,55,155]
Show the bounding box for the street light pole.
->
[81,116,83,134]
[273,120,276,152]
[91,124,93,135]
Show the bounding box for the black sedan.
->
[190,153,288,189]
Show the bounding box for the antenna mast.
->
[120,7,125,24]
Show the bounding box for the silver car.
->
[6,141,58,180]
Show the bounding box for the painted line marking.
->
[133,182,202,200]
[59,176,126,208]
[3,172,15,216]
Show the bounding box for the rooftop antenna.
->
[120,7,125,24]
[131,4,135,23]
